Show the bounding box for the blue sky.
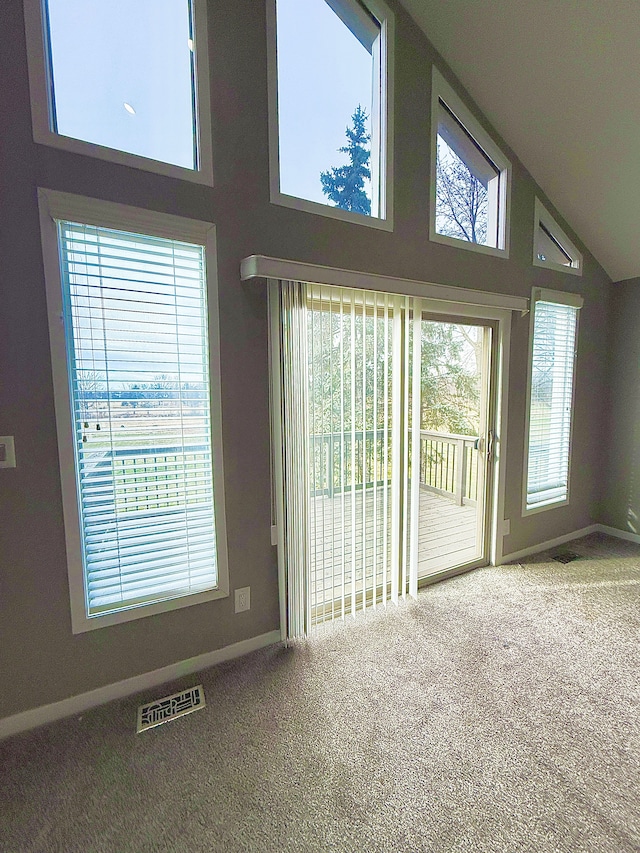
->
[47,0,195,168]
[276,0,374,206]
[47,0,373,207]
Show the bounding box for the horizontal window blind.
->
[58,221,218,616]
[526,298,579,510]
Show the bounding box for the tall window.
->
[24,0,213,182]
[431,68,511,257]
[269,0,393,227]
[524,289,582,512]
[40,191,228,632]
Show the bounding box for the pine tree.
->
[320,106,371,215]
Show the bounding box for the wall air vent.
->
[137,685,206,733]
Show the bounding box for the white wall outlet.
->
[502,518,510,536]
[0,436,16,469]
[234,586,250,613]
[270,525,278,546]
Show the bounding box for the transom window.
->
[39,191,228,632]
[24,0,213,183]
[269,0,393,228]
[431,68,511,257]
[533,199,583,275]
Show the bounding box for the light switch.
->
[0,436,16,468]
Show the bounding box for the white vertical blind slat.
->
[340,288,347,618]
[382,293,390,607]
[279,281,311,639]
[401,297,411,598]
[390,300,402,606]
[409,299,422,598]
[350,290,357,618]
[372,290,379,609]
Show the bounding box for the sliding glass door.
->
[272,281,496,633]
[415,317,493,582]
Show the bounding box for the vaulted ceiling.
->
[401,0,640,283]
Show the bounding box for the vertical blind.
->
[58,221,218,616]
[526,296,579,509]
[274,281,421,638]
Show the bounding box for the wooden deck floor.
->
[309,487,480,610]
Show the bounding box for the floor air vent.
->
[551,551,581,564]
[137,685,206,733]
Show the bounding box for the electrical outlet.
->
[502,519,510,535]
[234,586,250,613]
[0,437,16,469]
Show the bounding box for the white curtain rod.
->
[240,254,529,313]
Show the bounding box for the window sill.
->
[429,228,509,260]
[70,585,230,634]
[522,498,570,517]
[271,190,393,232]
[532,256,583,277]
[33,129,214,186]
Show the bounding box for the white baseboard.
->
[594,523,640,544]
[0,629,281,742]
[501,524,599,563]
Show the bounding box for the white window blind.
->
[526,294,580,510]
[58,220,219,616]
[273,281,421,638]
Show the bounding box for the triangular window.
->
[431,68,511,257]
[534,199,582,275]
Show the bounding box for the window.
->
[430,67,511,257]
[524,288,582,513]
[39,190,228,632]
[533,199,583,275]
[24,0,213,183]
[268,0,394,229]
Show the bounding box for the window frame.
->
[23,0,214,185]
[266,0,394,231]
[38,188,229,633]
[522,287,583,516]
[430,67,511,258]
[533,198,583,276]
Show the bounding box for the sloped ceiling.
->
[401,0,640,282]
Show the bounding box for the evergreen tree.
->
[320,106,371,215]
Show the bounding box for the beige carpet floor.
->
[2,532,640,852]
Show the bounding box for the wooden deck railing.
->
[419,430,479,507]
[309,429,479,505]
[81,444,211,513]
[309,430,388,498]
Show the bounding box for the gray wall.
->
[600,278,640,531]
[0,0,612,719]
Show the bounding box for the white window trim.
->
[533,198,583,276]
[266,0,394,232]
[38,188,229,633]
[23,0,214,186]
[522,287,583,517]
[430,67,511,259]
